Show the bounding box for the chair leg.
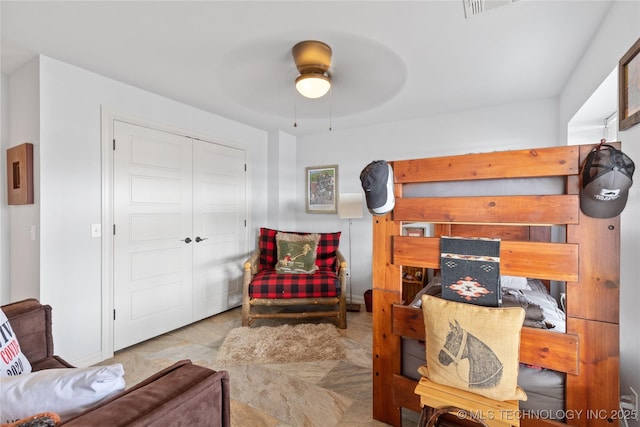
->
[418,406,431,427]
[337,296,347,329]
[241,301,250,327]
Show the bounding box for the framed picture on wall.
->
[306,165,338,213]
[619,37,640,131]
[6,143,34,205]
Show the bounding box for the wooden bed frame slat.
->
[393,146,580,183]
[436,224,533,241]
[393,237,579,282]
[394,195,580,225]
[391,304,579,374]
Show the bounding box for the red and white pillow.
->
[0,308,32,377]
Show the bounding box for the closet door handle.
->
[195,237,208,242]
[181,237,192,244]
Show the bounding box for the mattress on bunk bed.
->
[404,277,566,415]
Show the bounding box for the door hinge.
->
[113,224,116,235]
[244,164,247,172]
[244,219,247,227]
[113,309,116,320]
[113,139,116,150]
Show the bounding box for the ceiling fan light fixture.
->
[292,40,332,99]
[295,73,331,99]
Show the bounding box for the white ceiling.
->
[1,1,613,136]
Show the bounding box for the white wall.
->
[6,58,40,303]
[559,1,640,420]
[266,130,297,232]
[1,74,9,305]
[7,55,268,365]
[296,97,559,303]
[619,123,640,423]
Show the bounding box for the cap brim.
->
[580,190,628,218]
[580,171,631,218]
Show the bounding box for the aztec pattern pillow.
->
[258,228,341,271]
[440,236,501,307]
[419,295,527,401]
[275,232,320,274]
[0,308,32,377]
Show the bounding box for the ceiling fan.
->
[292,40,332,99]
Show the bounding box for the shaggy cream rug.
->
[215,323,345,366]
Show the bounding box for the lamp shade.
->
[338,193,363,219]
[295,73,331,98]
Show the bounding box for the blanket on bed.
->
[440,236,501,307]
[412,276,561,330]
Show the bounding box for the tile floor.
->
[99,306,421,426]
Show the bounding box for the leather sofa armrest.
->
[60,360,230,427]
[1,299,68,368]
[31,355,75,371]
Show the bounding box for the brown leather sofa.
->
[2,298,230,426]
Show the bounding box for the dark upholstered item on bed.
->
[2,299,230,427]
[242,228,347,328]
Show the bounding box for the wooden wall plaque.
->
[7,143,34,205]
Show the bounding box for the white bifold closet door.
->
[113,120,245,351]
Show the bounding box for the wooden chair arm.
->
[243,250,260,277]
[336,250,348,286]
[336,250,347,271]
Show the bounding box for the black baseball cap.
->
[580,144,634,218]
[360,160,395,216]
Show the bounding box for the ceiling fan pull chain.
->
[329,87,332,131]
[293,89,298,128]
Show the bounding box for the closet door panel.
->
[192,140,246,320]
[113,121,193,351]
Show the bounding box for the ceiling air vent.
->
[463,0,518,18]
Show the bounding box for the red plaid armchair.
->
[242,228,347,328]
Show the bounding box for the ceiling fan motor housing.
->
[292,40,332,76]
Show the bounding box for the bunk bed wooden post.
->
[564,144,620,426]
[372,175,404,426]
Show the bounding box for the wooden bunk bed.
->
[372,143,621,427]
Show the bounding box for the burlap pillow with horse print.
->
[419,295,528,401]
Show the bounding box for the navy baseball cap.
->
[360,160,395,215]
